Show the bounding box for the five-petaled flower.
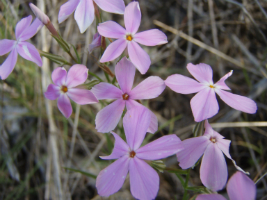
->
[58,0,125,33]
[91,57,166,133]
[165,63,257,122]
[176,120,233,191]
[44,65,98,118]
[0,15,43,80]
[98,1,168,74]
[96,107,184,200]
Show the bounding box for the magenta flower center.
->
[210,137,217,143]
[122,93,130,100]
[126,34,133,41]
[129,150,136,158]
[61,85,68,93]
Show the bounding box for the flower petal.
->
[190,88,219,122]
[129,76,165,100]
[134,29,167,46]
[74,0,94,33]
[100,132,129,160]
[0,39,15,56]
[91,82,122,100]
[95,99,125,133]
[165,74,205,94]
[214,70,233,90]
[65,64,88,88]
[124,1,141,34]
[44,84,60,100]
[96,155,130,197]
[15,15,32,39]
[19,18,43,41]
[216,89,257,114]
[115,57,136,94]
[125,99,158,134]
[94,0,125,14]
[17,42,42,66]
[58,0,79,23]
[67,88,98,105]
[187,63,213,84]
[196,194,227,200]
[97,21,126,39]
[200,143,228,191]
[0,49,18,80]
[57,94,72,118]
[227,171,256,200]
[129,157,159,200]
[217,138,231,159]
[52,67,67,86]
[137,135,183,160]
[100,38,127,63]
[123,106,151,150]
[128,41,151,74]
[88,33,101,54]
[176,136,209,169]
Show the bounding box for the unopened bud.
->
[88,33,101,54]
[151,160,166,173]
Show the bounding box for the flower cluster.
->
[0,0,259,200]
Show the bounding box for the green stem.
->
[67,51,78,63]
[88,71,103,82]
[182,169,190,200]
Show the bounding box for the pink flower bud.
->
[29,3,50,25]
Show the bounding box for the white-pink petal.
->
[95,99,125,133]
[67,88,98,105]
[19,18,43,41]
[217,138,231,159]
[190,88,219,122]
[15,15,32,39]
[196,194,227,200]
[65,64,88,88]
[0,49,18,80]
[115,57,136,94]
[51,67,67,86]
[227,171,256,200]
[17,42,42,66]
[137,135,183,160]
[214,70,233,90]
[0,39,15,56]
[200,143,228,191]
[100,132,129,160]
[100,38,127,63]
[176,137,210,169]
[94,0,125,14]
[124,1,141,34]
[91,82,122,100]
[58,0,79,24]
[129,157,159,200]
[57,94,72,118]
[165,74,205,94]
[129,76,165,100]
[134,29,168,46]
[97,21,126,39]
[216,89,257,114]
[74,0,95,33]
[44,84,60,100]
[187,63,213,84]
[128,41,151,74]
[96,155,130,197]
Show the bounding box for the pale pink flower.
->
[165,63,257,122]
[96,107,184,200]
[91,57,166,133]
[98,1,168,74]
[0,15,43,80]
[44,65,98,118]
[176,120,232,191]
[58,0,125,33]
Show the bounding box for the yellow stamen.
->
[210,137,216,143]
[209,85,215,88]
[126,35,133,41]
[122,93,130,100]
[61,86,68,93]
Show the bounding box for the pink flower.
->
[176,120,232,191]
[98,1,168,74]
[165,63,257,122]
[96,107,184,200]
[196,171,256,200]
[0,15,43,80]
[91,57,166,133]
[58,0,125,33]
[44,65,98,118]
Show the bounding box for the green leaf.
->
[71,44,81,64]
[63,167,97,179]
[39,50,72,66]
[165,167,188,175]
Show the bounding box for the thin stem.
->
[67,51,78,63]
[182,169,190,200]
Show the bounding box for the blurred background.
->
[0,0,267,199]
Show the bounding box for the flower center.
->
[122,93,129,100]
[129,150,136,158]
[61,85,68,93]
[209,85,215,89]
[126,34,133,41]
[210,137,216,143]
